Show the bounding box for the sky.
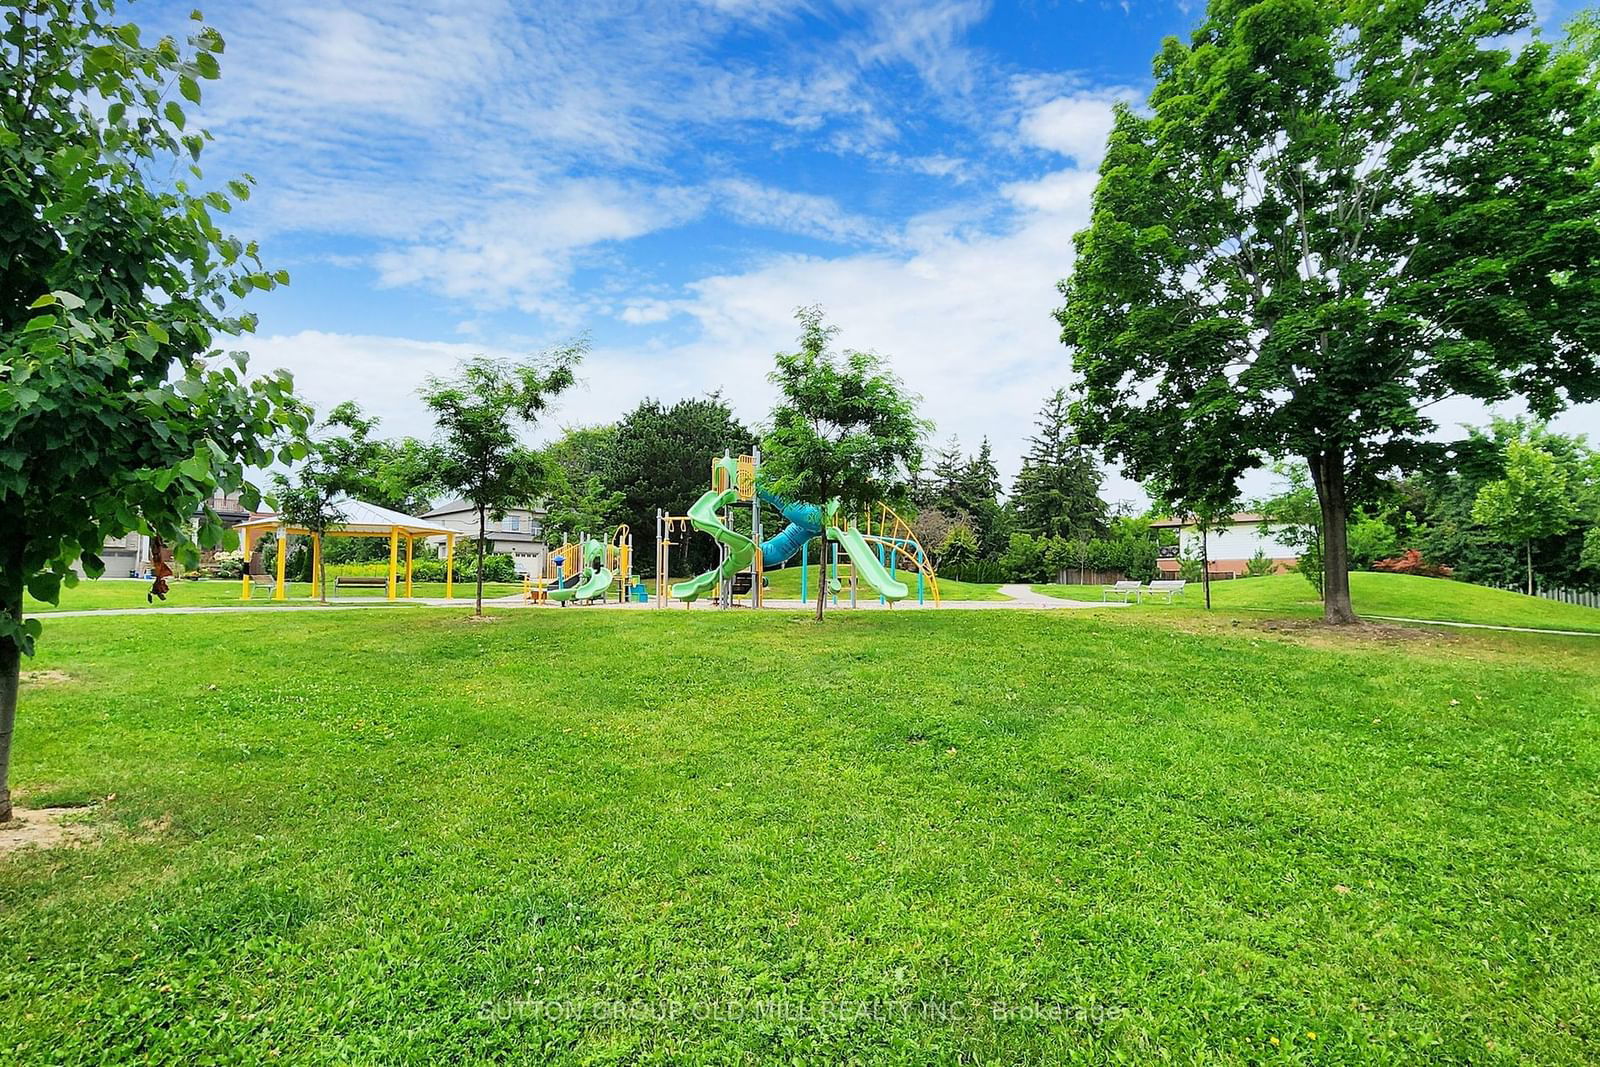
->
[141,0,1598,508]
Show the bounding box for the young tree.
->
[0,4,304,821]
[422,347,582,615]
[1059,0,1600,623]
[761,306,929,620]
[272,476,342,603]
[1256,464,1325,596]
[1472,438,1580,595]
[1150,475,1239,610]
[1011,389,1107,539]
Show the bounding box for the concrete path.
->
[1364,615,1600,637]
[31,586,1130,618]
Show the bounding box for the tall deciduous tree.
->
[422,347,582,615]
[1058,0,1600,623]
[1472,438,1579,595]
[1010,388,1107,539]
[0,4,305,821]
[762,306,929,620]
[601,396,750,576]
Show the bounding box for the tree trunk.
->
[1526,539,1534,597]
[1201,526,1211,610]
[0,603,19,824]
[814,549,827,622]
[1308,450,1358,624]
[476,507,487,616]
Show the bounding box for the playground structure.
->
[656,450,939,609]
[537,525,638,605]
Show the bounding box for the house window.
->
[529,522,543,538]
[508,515,520,532]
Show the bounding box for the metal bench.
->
[1103,580,1144,602]
[1141,579,1187,603]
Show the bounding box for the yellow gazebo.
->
[234,498,459,602]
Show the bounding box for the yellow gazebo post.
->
[311,532,323,600]
[445,533,455,600]
[404,536,414,598]
[274,524,288,601]
[387,526,399,601]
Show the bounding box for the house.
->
[73,492,257,578]
[421,499,549,576]
[1150,512,1300,578]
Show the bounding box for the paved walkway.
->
[33,586,1130,618]
[1364,615,1600,637]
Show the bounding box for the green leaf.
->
[179,75,201,104]
[28,294,57,308]
[26,571,62,605]
[24,313,57,333]
[164,100,186,130]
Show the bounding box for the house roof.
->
[234,497,455,537]
[1149,512,1269,529]
[423,498,548,519]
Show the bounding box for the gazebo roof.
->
[235,497,455,538]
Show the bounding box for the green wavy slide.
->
[548,538,613,602]
[829,525,908,601]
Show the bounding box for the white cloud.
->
[619,301,680,325]
[713,178,890,245]
[1017,89,1140,168]
[370,180,703,316]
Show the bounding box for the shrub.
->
[1244,548,1274,578]
[1000,533,1048,582]
[1373,549,1453,578]
[1177,545,1203,582]
[1123,539,1159,582]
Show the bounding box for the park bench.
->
[334,576,387,591]
[1141,579,1187,603]
[1103,580,1144,602]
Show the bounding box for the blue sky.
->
[145,0,1596,504]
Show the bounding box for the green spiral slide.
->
[548,538,613,603]
[669,484,755,602]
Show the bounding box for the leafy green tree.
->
[1256,464,1325,596]
[1011,388,1107,539]
[0,3,304,821]
[272,476,340,602]
[601,396,749,577]
[762,306,929,620]
[1413,419,1598,590]
[1472,439,1580,595]
[1582,527,1600,576]
[1059,0,1600,623]
[422,347,582,615]
[1346,510,1400,570]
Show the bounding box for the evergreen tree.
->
[1010,389,1107,539]
[959,437,1006,558]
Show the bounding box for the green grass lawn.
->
[23,578,527,612]
[1035,572,1600,634]
[761,563,1006,601]
[3,608,1598,1062]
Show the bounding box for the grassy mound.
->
[1034,572,1600,633]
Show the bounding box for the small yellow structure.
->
[233,499,459,602]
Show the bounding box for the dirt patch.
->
[464,614,502,624]
[1253,618,1452,644]
[19,669,73,685]
[0,806,98,856]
